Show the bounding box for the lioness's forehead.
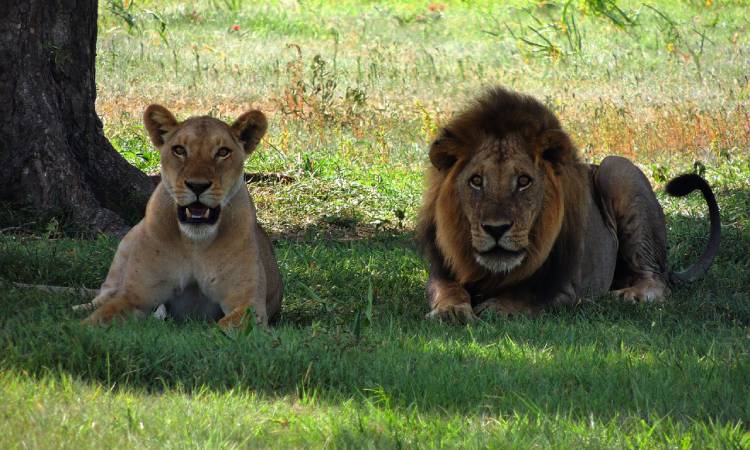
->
[170,117,238,147]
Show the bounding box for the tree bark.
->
[0,0,153,234]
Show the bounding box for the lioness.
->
[417,87,720,322]
[84,105,282,328]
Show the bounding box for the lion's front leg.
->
[84,290,150,324]
[84,235,174,325]
[84,278,177,324]
[425,274,477,324]
[213,263,269,330]
[217,296,268,329]
[473,293,540,318]
[217,299,267,329]
[85,278,174,324]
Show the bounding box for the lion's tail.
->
[665,173,721,285]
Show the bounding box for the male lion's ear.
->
[537,129,577,167]
[428,128,463,171]
[143,104,178,147]
[231,110,268,153]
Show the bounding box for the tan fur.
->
[423,277,476,323]
[85,105,282,329]
[418,87,720,322]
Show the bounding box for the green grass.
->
[2,186,749,447]
[2,0,750,447]
[2,214,750,447]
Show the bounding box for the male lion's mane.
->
[416,87,591,307]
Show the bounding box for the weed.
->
[104,0,139,33]
[644,4,714,79]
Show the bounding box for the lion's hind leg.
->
[611,274,670,303]
[594,156,670,303]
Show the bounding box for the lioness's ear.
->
[537,129,577,167]
[231,110,268,153]
[143,104,178,147]
[429,128,464,171]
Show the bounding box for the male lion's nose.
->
[481,222,512,240]
[185,181,212,195]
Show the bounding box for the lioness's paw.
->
[82,299,148,325]
[426,303,477,324]
[218,310,268,330]
[82,308,111,325]
[81,315,99,325]
[82,311,116,326]
[72,302,96,312]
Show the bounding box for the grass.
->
[2,0,750,447]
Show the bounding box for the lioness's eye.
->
[517,175,532,190]
[172,145,186,157]
[469,174,483,190]
[216,147,232,158]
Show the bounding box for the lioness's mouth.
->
[177,202,221,225]
[477,246,526,259]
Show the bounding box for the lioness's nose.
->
[482,222,512,240]
[185,181,212,195]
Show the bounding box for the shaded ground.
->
[1,1,749,447]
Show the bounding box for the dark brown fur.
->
[417,86,721,322]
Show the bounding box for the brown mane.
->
[416,87,590,297]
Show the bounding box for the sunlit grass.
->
[1,0,749,447]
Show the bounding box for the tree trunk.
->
[0,0,153,235]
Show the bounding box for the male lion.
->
[417,87,721,322]
[84,105,282,328]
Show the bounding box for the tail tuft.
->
[665,173,709,197]
[665,173,721,285]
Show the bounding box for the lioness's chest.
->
[163,281,224,322]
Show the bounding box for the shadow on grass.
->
[1,193,749,424]
[2,273,749,426]
[267,218,414,244]
[2,302,749,425]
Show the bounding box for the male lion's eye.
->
[172,145,186,157]
[517,175,532,190]
[216,147,232,158]
[469,174,483,190]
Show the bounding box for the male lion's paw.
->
[474,298,535,318]
[613,279,669,303]
[425,303,477,324]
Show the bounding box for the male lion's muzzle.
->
[477,246,526,259]
[472,221,528,273]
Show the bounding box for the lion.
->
[84,105,282,328]
[416,87,721,323]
